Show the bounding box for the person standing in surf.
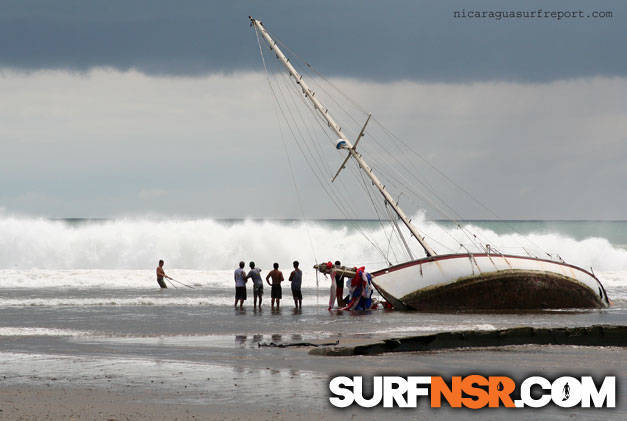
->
[334,260,345,308]
[156,260,172,289]
[288,260,303,310]
[266,262,284,310]
[327,262,337,310]
[246,261,264,310]
[234,261,248,309]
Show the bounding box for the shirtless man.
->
[156,260,172,288]
[265,262,284,310]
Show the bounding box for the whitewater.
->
[1,215,626,295]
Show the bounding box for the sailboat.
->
[249,17,610,311]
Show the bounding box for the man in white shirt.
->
[234,261,247,309]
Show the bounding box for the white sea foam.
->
[0,327,92,337]
[0,295,235,307]
[370,324,497,335]
[0,215,625,290]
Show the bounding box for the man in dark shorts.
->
[246,261,263,310]
[289,260,303,309]
[234,261,247,309]
[265,262,284,310]
[334,260,344,307]
[156,260,172,288]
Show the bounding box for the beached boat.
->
[249,17,610,310]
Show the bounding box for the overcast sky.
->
[1,0,626,219]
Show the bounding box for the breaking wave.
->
[0,215,625,289]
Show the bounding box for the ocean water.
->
[1,215,626,326]
[0,216,626,415]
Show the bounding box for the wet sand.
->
[1,344,625,420]
[0,386,334,421]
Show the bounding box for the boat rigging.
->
[249,16,610,311]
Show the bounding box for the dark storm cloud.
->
[1,0,625,82]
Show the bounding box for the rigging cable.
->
[276,58,418,261]
[285,65,411,263]
[268,52,406,259]
[255,26,320,304]
[276,46,449,259]
[254,25,390,264]
[269,36,551,257]
[271,31,490,254]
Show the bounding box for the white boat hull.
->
[371,254,610,310]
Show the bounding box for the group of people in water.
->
[234,260,303,310]
[230,259,377,311]
[156,259,382,311]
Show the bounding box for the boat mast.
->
[250,17,436,258]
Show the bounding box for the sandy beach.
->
[0,385,335,421]
[1,341,625,420]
